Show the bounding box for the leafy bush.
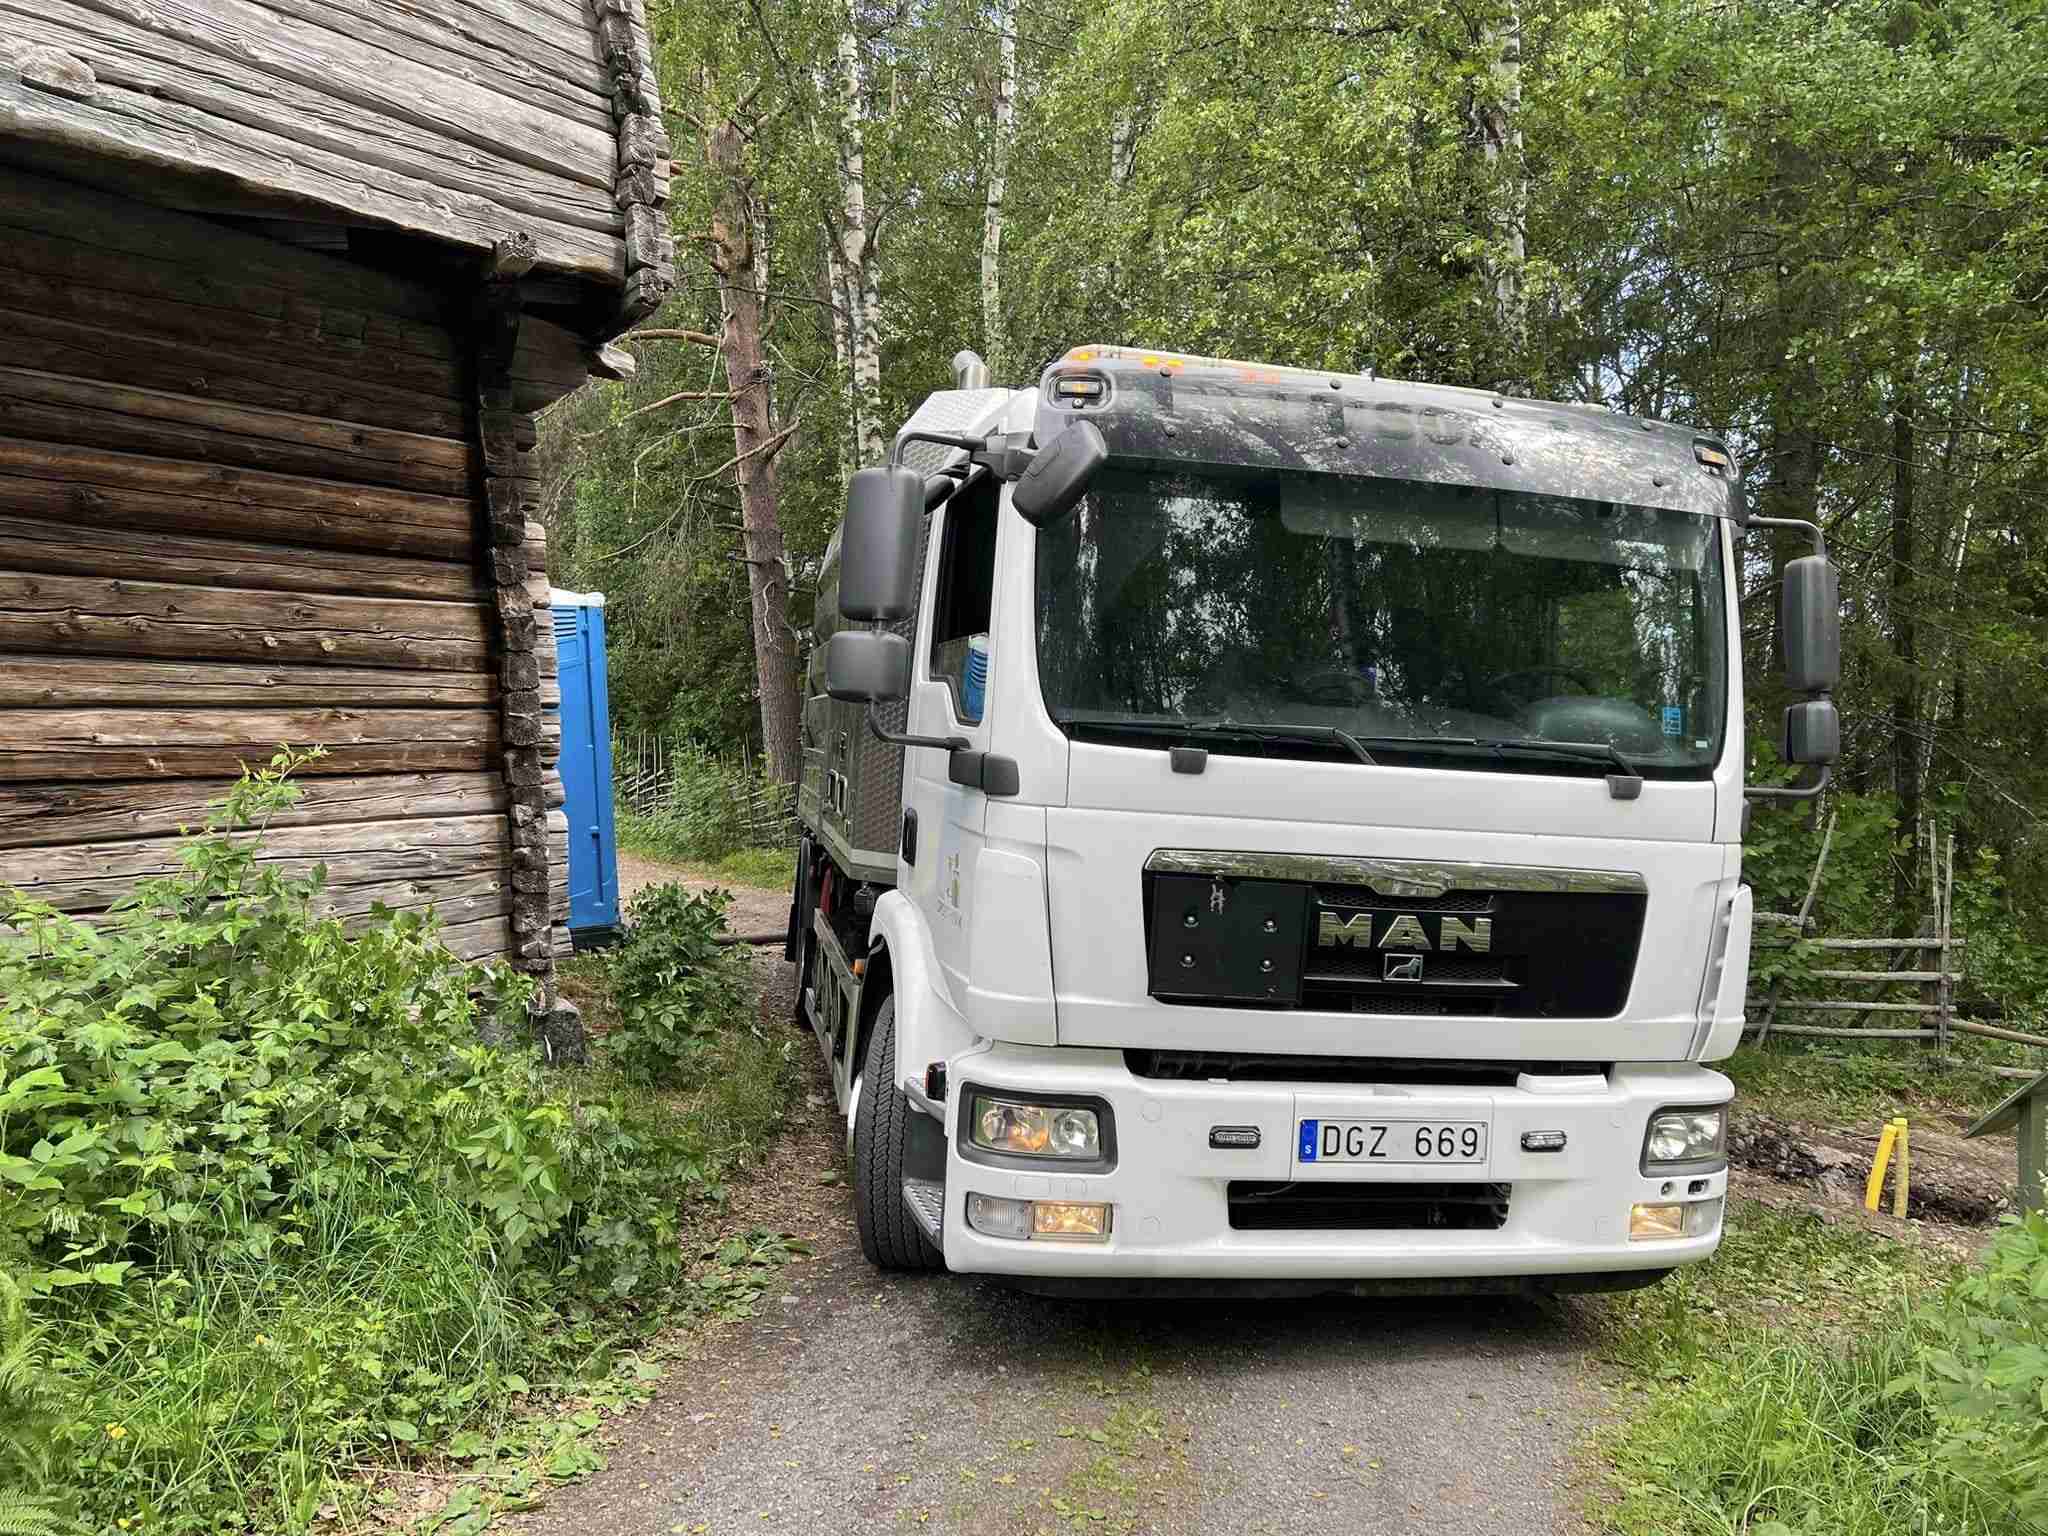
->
[603,883,752,1086]
[1913,1212,2048,1526]
[1604,1203,2048,1535]
[614,744,793,864]
[0,753,762,1528]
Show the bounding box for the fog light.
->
[966,1193,1033,1240]
[1630,1202,1685,1240]
[1685,1197,1723,1236]
[1032,1201,1112,1240]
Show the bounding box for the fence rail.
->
[612,731,797,851]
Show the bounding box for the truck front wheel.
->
[851,997,945,1272]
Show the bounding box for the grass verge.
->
[616,809,795,891]
[1721,1039,2016,1126]
[1594,1199,2047,1534]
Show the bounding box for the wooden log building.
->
[0,0,673,1043]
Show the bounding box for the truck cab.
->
[789,345,1839,1294]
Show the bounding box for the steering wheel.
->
[1487,665,1598,703]
[1292,664,1375,707]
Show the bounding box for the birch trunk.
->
[834,13,885,467]
[1475,1,1526,363]
[706,114,801,784]
[980,0,1019,382]
[824,227,855,485]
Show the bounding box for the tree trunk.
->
[706,114,801,784]
[1474,0,1527,376]
[823,225,854,486]
[980,0,1019,382]
[1890,369,1921,922]
[834,12,885,467]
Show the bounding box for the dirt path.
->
[526,855,1606,1536]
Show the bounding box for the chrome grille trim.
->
[1144,849,1647,897]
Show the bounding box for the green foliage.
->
[0,753,784,1529]
[614,746,789,864]
[1602,1203,2048,1534]
[1912,1213,2048,1524]
[602,883,752,1088]
[1723,1041,2012,1126]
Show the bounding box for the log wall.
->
[0,0,635,286]
[0,168,566,966]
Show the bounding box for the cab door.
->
[902,473,1001,1000]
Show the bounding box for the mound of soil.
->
[1730,1111,2016,1225]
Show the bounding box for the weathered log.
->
[0,0,622,231]
[0,438,476,558]
[0,260,461,398]
[51,0,616,183]
[0,811,511,909]
[1,306,467,441]
[0,367,471,496]
[0,707,498,780]
[0,571,492,670]
[0,162,447,321]
[0,516,484,603]
[0,655,496,710]
[0,77,621,287]
[0,770,508,848]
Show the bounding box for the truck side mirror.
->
[1781,555,1840,693]
[1014,421,1108,527]
[1783,698,1840,766]
[825,631,911,704]
[840,467,925,620]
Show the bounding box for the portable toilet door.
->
[549,590,621,945]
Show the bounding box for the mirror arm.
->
[890,429,987,469]
[1745,764,1831,803]
[1748,514,1829,563]
[865,702,969,754]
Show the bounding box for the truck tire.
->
[851,997,945,1272]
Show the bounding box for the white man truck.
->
[786,345,1839,1296]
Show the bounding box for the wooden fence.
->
[1746,816,2048,1076]
[611,731,797,850]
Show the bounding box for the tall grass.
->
[1599,1204,2047,1535]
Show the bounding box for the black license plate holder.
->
[1147,875,1307,1004]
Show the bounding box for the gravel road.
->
[523,859,1607,1536]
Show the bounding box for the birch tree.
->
[980,0,1020,380]
[833,6,886,466]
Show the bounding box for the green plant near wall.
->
[0,750,762,1528]
[602,882,752,1087]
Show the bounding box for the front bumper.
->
[936,1045,1730,1280]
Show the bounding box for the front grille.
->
[1228,1180,1512,1232]
[1316,886,1494,914]
[1309,948,1508,983]
[1123,1051,1606,1086]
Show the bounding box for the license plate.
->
[1297,1118,1488,1165]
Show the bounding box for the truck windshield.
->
[1034,465,1729,776]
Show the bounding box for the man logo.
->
[1382,953,1425,982]
[1316,910,1493,953]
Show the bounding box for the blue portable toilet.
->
[549,589,621,946]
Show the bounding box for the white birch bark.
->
[834,11,885,467]
[980,0,1019,381]
[1477,0,1527,356]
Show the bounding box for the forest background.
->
[539,0,2048,989]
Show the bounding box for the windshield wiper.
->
[1054,717,1377,766]
[1479,736,1640,780]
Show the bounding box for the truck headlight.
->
[971,1095,1101,1160]
[1641,1106,1727,1172]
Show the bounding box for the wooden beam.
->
[1772,1000,1939,1014]
[0,515,483,603]
[0,305,467,440]
[0,655,496,710]
[1808,969,1959,984]
[0,437,476,558]
[0,76,620,287]
[0,571,492,670]
[0,367,471,497]
[1747,1024,1940,1040]
[0,706,498,780]
[5,811,511,911]
[1954,1019,2048,1051]
[1813,936,1965,950]
[0,769,508,847]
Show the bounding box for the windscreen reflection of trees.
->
[1035,470,1726,760]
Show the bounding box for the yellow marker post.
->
[1865,1119,1901,1212]
[1893,1118,1911,1219]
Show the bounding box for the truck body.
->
[788,345,1838,1294]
